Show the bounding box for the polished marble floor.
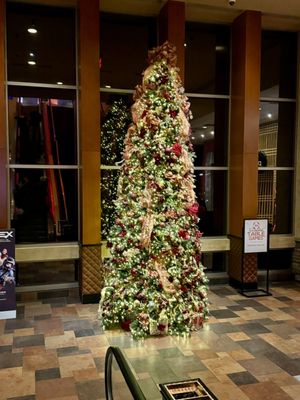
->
[0,282,299,400]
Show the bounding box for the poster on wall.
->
[244,219,268,254]
[0,229,16,319]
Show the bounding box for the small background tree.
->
[100,98,131,239]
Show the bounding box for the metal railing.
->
[105,346,147,400]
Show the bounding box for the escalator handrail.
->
[105,346,147,400]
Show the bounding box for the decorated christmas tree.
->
[100,98,131,239]
[99,42,209,339]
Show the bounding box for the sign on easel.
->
[244,219,268,254]
[242,219,271,297]
[0,229,16,319]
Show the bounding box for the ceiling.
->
[8,0,300,30]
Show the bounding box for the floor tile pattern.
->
[0,282,299,399]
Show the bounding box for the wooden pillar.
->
[0,0,8,229]
[78,0,103,303]
[158,0,185,82]
[229,11,261,288]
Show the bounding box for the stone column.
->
[78,0,103,302]
[228,11,261,289]
[158,0,185,82]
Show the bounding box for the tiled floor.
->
[0,282,299,400]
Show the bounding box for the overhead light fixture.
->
[267,113,272,118]
[105,85,111,88]
[27,24,37,34]
[201,134,205,138]
[202,125,207,129]
[56,81,63,85]
[184,43,187,47]
[210,131,214,135]
[215,45,226,52]
[27,60,36,65]
[29,52,35,57]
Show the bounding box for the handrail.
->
[105,346,147,400]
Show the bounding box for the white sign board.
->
[244,219,268,253]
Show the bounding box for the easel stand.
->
[240,219,272,298]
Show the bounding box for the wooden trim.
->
[0,0,8,229]
[78,0,101,245]
[158,0,185,82]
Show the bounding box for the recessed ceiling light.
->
[56,81,63,85]
[210,131,214,135]
[184,43,187,47]
[27,25,37,34]
[202,125,207,129]
[105,85,111,88]
[201,134,205,138]
[267,113,272,118]
[27,60,36,65]
[29,52,35,57]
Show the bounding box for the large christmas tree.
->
[99,42,209,339]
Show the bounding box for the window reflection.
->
[261,31,297,99]
[100,13,157,90]
[190,98,228,167]
[195,170,227,236]
[185,22,230,94]
[259,101,295,168]
[8,97,77,165]
[6,2,76,85]
[11,169,78,243]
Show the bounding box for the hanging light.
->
[27,24,37,34]
[27,60,36,65]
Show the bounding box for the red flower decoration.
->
[119,230,126,237]
[172,246,179,255]
[178,229,190,240]
[140,127,146,138]
[158,323,166,331]
[121,320,131,331]
[171,143,182,157]
[188,203,199,216]
[196,231,203,239]
[169,109,178,118]
[195,254,201,263]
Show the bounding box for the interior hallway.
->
[0,282,299,400]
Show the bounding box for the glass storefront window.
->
[6,2,76,85]
[11,168,78,243]
[185,22,230,94]
[190,98,228,167]
[8,96,77,165]
[100,13,157,90]
[194,170,227,236]
[202,252,227,272]
[261,31,297,99]
[259,101,295,168]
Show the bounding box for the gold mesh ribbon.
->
[140,213,154,249]
[154,260,175,294]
